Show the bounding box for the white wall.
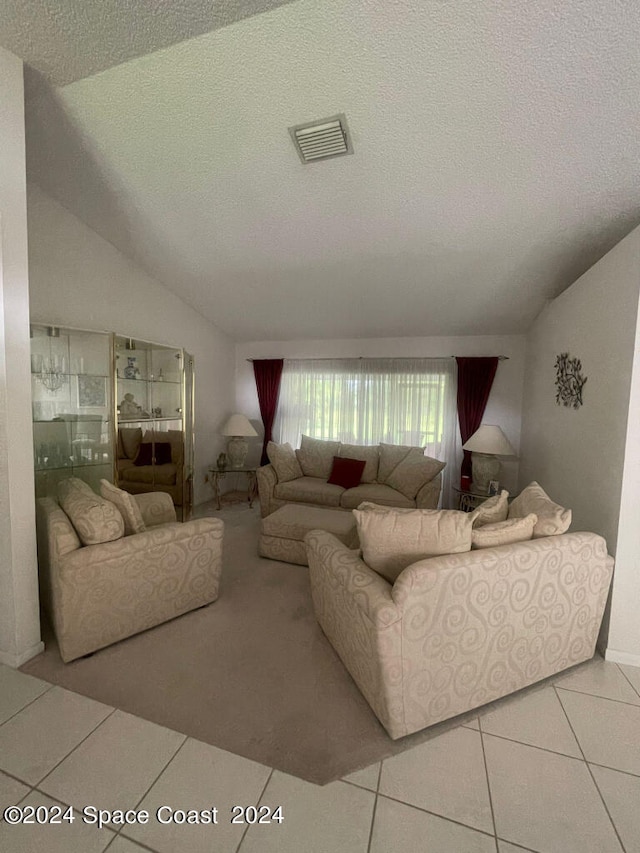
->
[236,335,526,494]
[519,224,640,662]
[0,47,44,666]
[27,183,237,505]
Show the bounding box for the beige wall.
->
[236,335,526,494]
[27,183,237,506]
[0,46,44,666]
[519,224,640,663]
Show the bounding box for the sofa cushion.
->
[508,481,572,537]
[58,478,125,546]
[274,476,344,507]
[119,427,142,460]
[338,443,379,483]
[99,479,146,535]
[385,451,445,500]
[352,504,474,583]
[267,441,303,483]
[472,513,537,549]
[328,456,366,489]
[472,490,510,527]
[378,443,421,483]
[340,483,415,509]
[296,435,341,479]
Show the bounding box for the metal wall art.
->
[555,352,587,409]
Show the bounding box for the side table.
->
[208,466,258,511]
[451,486,491,512]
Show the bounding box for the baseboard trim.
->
[0,641,45,669]
[604,648,640,667]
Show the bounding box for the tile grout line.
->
[365,761,383,853]
[0,680,56,729]
[554,683,640,710]
[478,717,500,852]
[615,662,640,700]
[5,705,118,791]
[117,733,189,841]
[234,766,275,853]
[553,685,627,853]
[375,791,498,840]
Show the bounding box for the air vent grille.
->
[289,114,353,164]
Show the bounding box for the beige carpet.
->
[21,502,471,785]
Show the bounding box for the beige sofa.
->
[306,528,613,739]
[257,437,444,518]
[37,488,223,662]
[117,426,184,507]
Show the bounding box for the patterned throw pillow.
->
[296,435,341,479]
[385,450,445,499]
[327,457,366,489]
[267,441,303,483]
[508,482,571,538]
[99,480,146,535]
[58,478,125,546]
[472,490,510,527]
[352,504,474,583]
[471,514,537,549]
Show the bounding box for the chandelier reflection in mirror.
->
[32,327,68,392]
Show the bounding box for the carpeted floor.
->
[21,502,473,785]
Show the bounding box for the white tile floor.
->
[1,655,639,852]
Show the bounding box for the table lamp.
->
[221,414,258,468]
[461,424,516,493]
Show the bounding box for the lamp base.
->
[227,436,248,468]
[471,452,500,494]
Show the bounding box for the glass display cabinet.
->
[30,325,113,500]
[114,336,194,519]
[30,326,194,519]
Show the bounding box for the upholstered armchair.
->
[37,490,223,662]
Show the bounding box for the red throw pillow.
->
[327,456,366,489]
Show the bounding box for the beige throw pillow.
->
[353,504,474,583]
[267,441,303,483]
[58,478,125,546]
[378,443,421,483]
[99,479,146,535]
[472,513,537,549]
[508,481,571,538]
[472,490,510,527]
[296,435,341,479]
[339,443,380,483]
[385,450,445,499]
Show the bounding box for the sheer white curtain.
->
[274,358,459,505]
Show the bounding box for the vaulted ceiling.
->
[4,0,640,341]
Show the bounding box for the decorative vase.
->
[216,452,227,471]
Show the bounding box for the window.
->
[274,358,459,502]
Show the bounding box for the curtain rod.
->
[246,356,509,362]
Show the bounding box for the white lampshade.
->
[462,425,516,456]
[221,414,258,438]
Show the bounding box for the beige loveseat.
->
[37,482,223,662]
[257,436,444,518]
[117,426,184,507]
[306,528,613,739]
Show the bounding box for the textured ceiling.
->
[17,0,640,341]
[0,0,298,85]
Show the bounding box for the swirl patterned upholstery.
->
[37,494,224,662]
[306,529,614,740]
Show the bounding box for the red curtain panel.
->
[456,357,499,479]
[253,359,284,465]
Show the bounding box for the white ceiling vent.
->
[289,113,353,164]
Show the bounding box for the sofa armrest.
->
[256,464,278,518]
[415,472,442,508]
[305,530,399,628]
[134,491,177,526]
